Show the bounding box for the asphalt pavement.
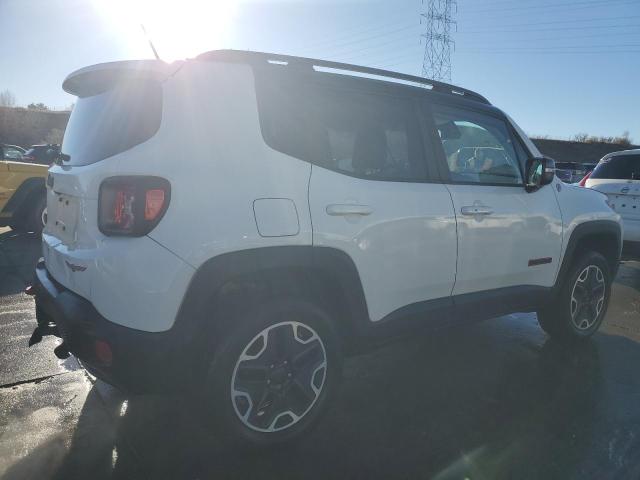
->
[1,227,640,480]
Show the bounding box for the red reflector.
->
[578,171,592,187]
[113,187,136,228]
[145,189,166,220]
[95,340,113,366]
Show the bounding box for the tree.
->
[27,102,50,111]
[0,89,16,107]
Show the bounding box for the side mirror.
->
[525,156,555,193]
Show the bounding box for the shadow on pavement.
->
[11,325,637,480]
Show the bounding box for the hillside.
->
[0,106,70,147]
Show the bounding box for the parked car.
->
[555,161,590,183]
[1,144,26,161]
[30,51,621,447]
[22,144,60,165]
[584,149,640,248]
[0,151,48,233]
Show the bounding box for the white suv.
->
[30,51,621,447]
[584,149,640,248]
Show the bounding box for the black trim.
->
[173,246,370,337]
[30,223,621,394]
[32,260,193,393]
[528,257,553,267]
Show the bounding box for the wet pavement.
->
[1,227,640,479]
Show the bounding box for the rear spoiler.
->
[62,60,181,97]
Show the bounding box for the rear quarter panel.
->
[146,61,314,268]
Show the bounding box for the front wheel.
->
[538,251,612,340]
[202,298,343,448]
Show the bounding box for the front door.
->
[427,102,563,297]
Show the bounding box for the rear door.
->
[426,101,563,299]
[257,72,457,323]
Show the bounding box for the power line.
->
[459,14,640,31]
[421,0,457,81]
[464,0,639,14]
[458,22,640,35]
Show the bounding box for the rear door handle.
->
[326,204,373,216]
[460,205,493,216]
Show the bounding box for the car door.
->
[307,86,459,324]
[255,71,458,324]
[426,101,562,300]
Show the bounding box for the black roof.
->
[197,50,490,105]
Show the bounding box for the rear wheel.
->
[202,298,342,448]
[538,251,611,340]
[11,193,46,234]
[26,194,47,234]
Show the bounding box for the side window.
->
[431,104,523,185]
[256,72,427,182]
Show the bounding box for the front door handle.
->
[460,205,493,216]
[326,204,373,216]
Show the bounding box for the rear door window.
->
[61,80,162,166]
[256,71,428,182]
[591,155,640,180]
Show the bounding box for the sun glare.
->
[92,0,238,62]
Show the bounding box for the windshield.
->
[590,154,640,180]
[61,79,162,166]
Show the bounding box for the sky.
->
[1,0,639,141]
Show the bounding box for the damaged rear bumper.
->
[30,259,194,393]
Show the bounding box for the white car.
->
[584,149,640,246]
[29,50,621,447]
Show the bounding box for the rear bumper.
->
[32,259,197,393]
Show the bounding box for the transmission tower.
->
[421,0,456,82]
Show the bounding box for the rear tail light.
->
[98,176,170,236]
[578,171,592,187]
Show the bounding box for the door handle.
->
[326,204,373,216]
[621,187,630,194]
[460,205,493,216]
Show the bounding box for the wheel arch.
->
[173,246,370,358]
[556,220,622,291]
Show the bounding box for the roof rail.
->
[196,49,490,105]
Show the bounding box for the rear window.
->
[590,154,640,180]
[255,70,427,182]
[61,80,162,166]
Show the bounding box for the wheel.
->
[538,251,611,340]
[202,298,343,448]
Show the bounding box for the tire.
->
[537,251,611,340]
[201,298,343,448]
[25,194,47,235]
